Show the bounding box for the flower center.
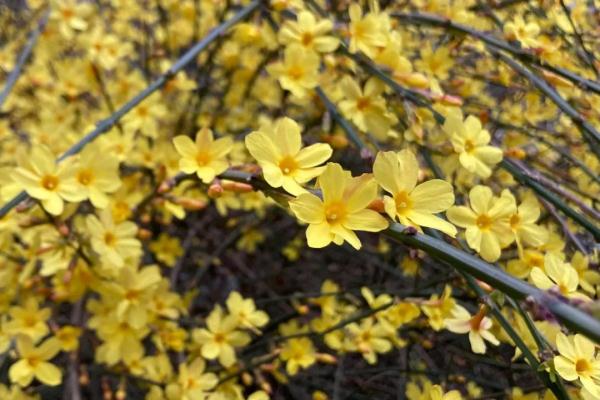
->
[195,151,211,166]
[77,169,94,186]
[278,156,298,175]
[301,32,314,46]
[575,358,592,375]
[41,175,59,191]
[509,214,520,229]
[104,231,117,246]
[214,333,225,343]
[356,96,371,111]
[325,202,346,224]
[395,191,412,215]
[476,214,493,230]
[464,139,475,153]
[288,66,304,80]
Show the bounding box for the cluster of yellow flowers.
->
[0,0,599,399]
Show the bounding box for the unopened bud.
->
[115,389,126,400]
[242,372,253,386]
[176,197,208,211]
[320,134,349,149]
[397,72,429,89]
[57,223,70,237]
[222,181,254,193]
[316,353,337,364]
[367,198,385,213]
[436,93,463,106]
[541,70,573,88]
[476,279,493,293]
[140,213,152,224]
[137,228,152,240]
[505,147,526,159]
[295,304,310,315]
[208,182,224,198]
[158,179,175,194]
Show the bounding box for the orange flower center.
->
[41,175,59,191]
[575,358,591,375]
[325,202,346,224]
[476,214,492,230]
[196,151,211,166]
[301,32,314,46]
[77,169,94,186]
[104,231,117,246]
[278,156,298,175]
[356,96,371,111]
[288,66,304,80]
[510,214,520,229]
[395,191,412,214]
[464,139,475,153]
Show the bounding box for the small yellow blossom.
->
[279,11,339,53]
[447,186,516,262]
[289,162,389,250]
[192,306,250,368]
[9,336,62,387]
[86,210,142,269]
[280,337,317,375]
[267,44,320,98]
[12,145,80,215]
[373,150,456,237]
[245,117,332,195]
[338,77,398,139]
[173,128,233,183]
[554,333,600,397]
[444,304,499,354]
[443,110,503,179]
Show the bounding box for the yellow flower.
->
[165,358,217,400]
[430,385,463,400]
[446,186,516,262]
[192,305,250,368]
[443,110,503,179]
[5,298,51,342]
[280,337,316,375]
[11,145,80,215]
[245,117,332,195]
[347,4,388,58]
[55,325,82,352]
[267,44,320,99]
[506,192,548,250]
[572,252,600,294]
[421,286,455,331]
[50,0,92,39]
[225,291,269,331]
[504,16,540,49]
[554,333,600,397]
[444,304,499,354]
[416,44,454,80]
[347,318,392,364]
[338,77,398,139]
[373,150,456,237]
[149,233,183,267]
[173,128,233,183]
[279,11,339,53]
[70,145,121,209]
[99,265,162,329]
[530,253,589,300]
[9,335,62,387]
[86,210,142,269]
[289,162,389,250]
